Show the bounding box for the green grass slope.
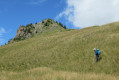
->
[0,22,119,79]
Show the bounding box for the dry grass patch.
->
[0,67,119,80]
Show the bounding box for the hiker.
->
[93,48,100,62]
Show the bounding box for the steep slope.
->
[0,22,119,79]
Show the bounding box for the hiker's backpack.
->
[97,49,101,55]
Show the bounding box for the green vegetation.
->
[13,37,22,41]
[26,23,33,27]
[35,22,37,24]
[0,22,119,80]
[44,19,54,26]
[44,22,50,26]
[42,20,45,23]
[58,22,67,29]
[63,25,66,29]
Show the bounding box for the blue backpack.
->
[97,49,101,55]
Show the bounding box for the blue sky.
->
[0,0,68,45]
[0,0,119,45]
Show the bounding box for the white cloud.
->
[28,0,47,5]
[56,0,119,28]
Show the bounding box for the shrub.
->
[44,22,50,26]
[13,37,21,41]
[58,22,66,29]
[63,25,66,29]
[35,22,37,24]
[42,20,45,23]
[8,39,13,44]
[47,19,53,24]
[27,28,32,33]
[56,21,58,24]
[59,22,63,27]
[26,23,33,27]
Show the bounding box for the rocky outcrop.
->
[9,19,65,43]
[14,25,34,40]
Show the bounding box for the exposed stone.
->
[9,19,65,43]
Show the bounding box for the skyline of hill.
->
[0,20,119,80]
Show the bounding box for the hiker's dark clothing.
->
[94,50,98,55]
[96,54,99,62]
[94,50,99,62]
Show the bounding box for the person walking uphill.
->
[93,48,101,62]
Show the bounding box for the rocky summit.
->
[9,19,65,43]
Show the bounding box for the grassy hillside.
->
[0,67,119,80]
[0,22,119,79]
